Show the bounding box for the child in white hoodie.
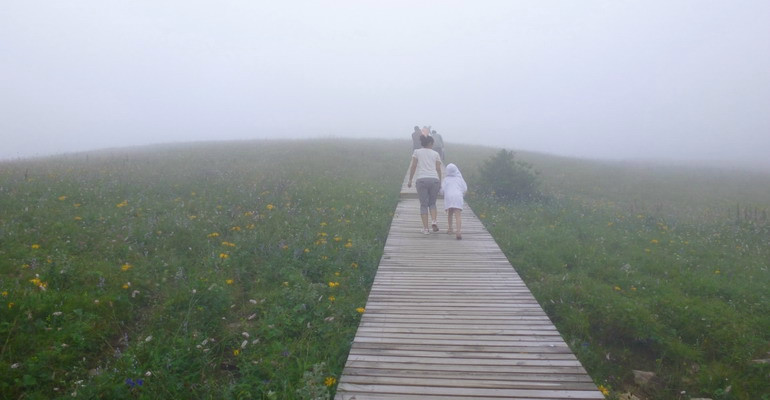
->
[441,163,468,240]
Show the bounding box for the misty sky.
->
[2,1,769,167]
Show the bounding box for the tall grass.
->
[0,139,406,399]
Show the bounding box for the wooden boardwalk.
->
[334,172,603,400]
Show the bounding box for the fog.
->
[2,1,769,169]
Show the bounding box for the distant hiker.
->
[421,126,430,137]
[411,126,422,150]
[430,129,445,161]
[441,163,467,240]
[408,135,443,234]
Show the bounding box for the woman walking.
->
[407,135,443,234]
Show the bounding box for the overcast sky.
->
[2,1,769,167]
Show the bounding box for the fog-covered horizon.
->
[2,1,769,169]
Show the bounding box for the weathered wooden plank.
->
[334,171,601,399]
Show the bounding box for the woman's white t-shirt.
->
[412,148,442,180]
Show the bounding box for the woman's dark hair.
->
[420,135,434,147]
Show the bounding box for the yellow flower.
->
[333,236,342,242]
[328,296,336,302]
[650,239,659,244]
[334,272,340,276]
[320,222,327,227]
[324,377,337,387]
[7,302,14,309]
[714,270,720,274]
[266,204,275,211]
[58,195,68,201]
[328,282,340,288]
[221,241,236,247]
[350,262,358,268]
[230,226,241,231]
[226,279,234,285]
[31,244,40,249]
[233,349,240,356]
[282,281,289,287]
[207,232,220,238]
[219,253,229,259]
[613,286,622,291]
[598,384,609,395]
[356,307,365,314]
[244,211,254,216]
[122,283,130,289]
[116,200,128,208]
[344,241,353,249]
[73,203,81,207]
[188,215,198,220]
[2,291,8,297]
[304,248,310,253]
[281,245,289,250]
[74,216,82,221]
[121,263,133,271]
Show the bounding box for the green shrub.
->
[475,149,540,201]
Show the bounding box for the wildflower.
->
[650,239,659,244]
[613,286,622,291]
[188,215,197,220]
[1,291,7,297]
[304,248,310,253]
[122,282,130,289]
[328,296,336,302]
[116,200,128,208]
[53,311,63,316]
[344,241,353,248]
[249,299,257,304]
[145,371,152,377]
[73,203,81,207]
[11,363,20,369]
[334,272,340,276]
[714,270,721,274]
[266,204,275,211]
[131,290,140,298]
[29,278,48,290]
[356,307,366,314]
[242,332,250,338]
[58,195,68,201]
[221,241,236,247]
[74,216,82,221]
[8,302,15,309]
[121,263,133,271]
[31,244,40,249]
[351,262,358,268]
[233,349,240,356]
[226,279,234,285]
[219,253,229,259]
[207,232,220,238]
[281,244,289,250]
[324,377,337,387]
[244,211,254,216]
[333,236,342,242]
[230,226,241,231]
[282,282,289,287]
[598,384,609,395]
[328,282,340,288]
[241,340,248,349]
[145,335,152,342]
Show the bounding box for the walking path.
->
[334,171,603,399]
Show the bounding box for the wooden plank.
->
[334,170,601,399]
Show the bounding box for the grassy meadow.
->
[1,138,769,399]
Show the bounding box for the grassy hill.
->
[1,138,768,399]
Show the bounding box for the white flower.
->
[52,311,63,316]
[145,335,152,342]
[10,363,20,369]
[248,313,257,320]
[249,299,257,304]
[131,290,140,298]
[241,332,250,338]
[192,289,197,294]
[145,371,152,377]
[241,340,248,349]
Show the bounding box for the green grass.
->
[2,138,769,399]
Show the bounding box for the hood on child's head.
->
[446,163,461,177]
